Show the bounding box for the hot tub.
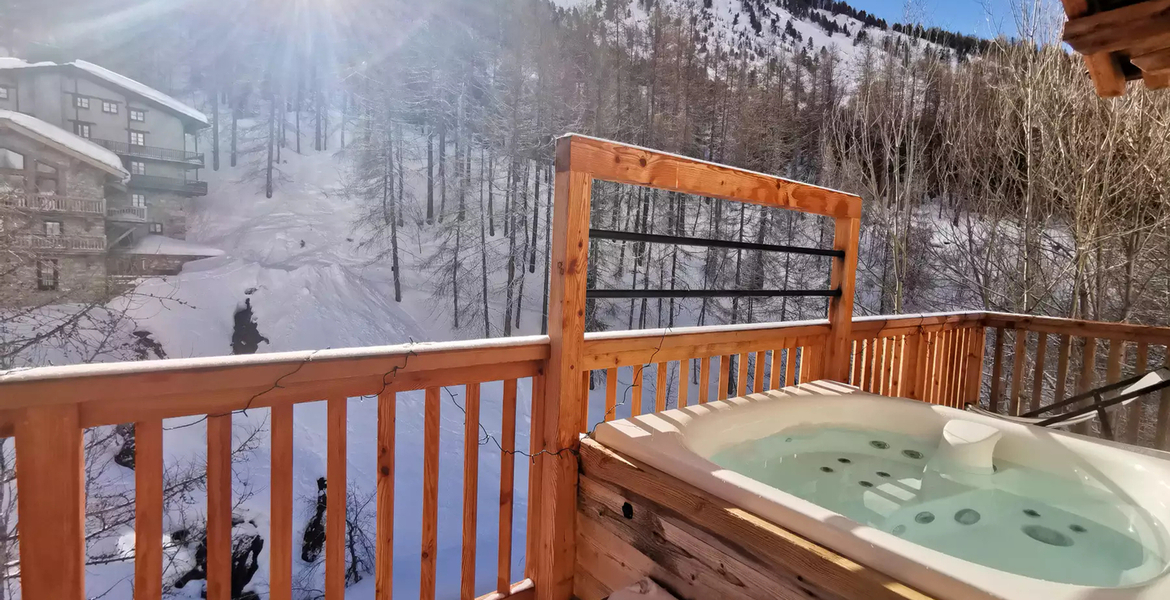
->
[591,380,1170,600]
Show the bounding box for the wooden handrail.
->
[983,312,1170,345]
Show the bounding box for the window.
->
[129,131,146,146]
[0,147,24,170]
[130,161,146,175]
[36,259,59,291]
[73,122,91,138]
[129,109,145,122]
[75,96,89,109]
[149,222,163,234]
[102,101,118,114]
[0,87,9,100]
[131,193,146,208]
[43,221,62,236]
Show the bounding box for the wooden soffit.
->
[1062,0,1170,96]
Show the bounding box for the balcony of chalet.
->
[91,138,206,168]
[2,136,1168,600]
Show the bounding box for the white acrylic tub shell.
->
[591,380,1170,600]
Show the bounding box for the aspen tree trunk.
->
[230,91,238,167]
[541,162,552,336]
[480,146,490,337]
[388,124,401,302]
[438,119,446,222]
[212,86,220,170]
[265,94,275,198]
[426,129,435,224]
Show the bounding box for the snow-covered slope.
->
[84,127,549,599]
[557,0,958,67]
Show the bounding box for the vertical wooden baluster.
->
[1054,334,1073,407]
[862,339,875,392]
[800,347,813,384]
[375,392,394,600]
[1126,342,1149,444]
[1157,352,1170,450]
[271,404,294,600]
[580,370,590,432]
[849,339,862,387]
[950,329,964,407]
[134,419,163,600]
[889,336,904,398]
[678,359,690,407]
[604,368,617,421]
[964,327,986,406]
[1030,333,1049,413]
[736,353,749,397]
[1073,338,1098,435]
[1009,330,1028,415]
[785,347,798,387]
[957,329,971,406]
[916,332,932,402]
[631,366,644,415]
[421,388,440,600]
[929,332,945,404]
[525,374,544,581]
[207,413,232,600]
[698,357,711,403]
[937,331,951,406]
[718,355,731,400]
[326,398,347,600]
[655,362,668,412]
[989,328,1005,412]
[944,331,960,406]
[754,352,766,393]
[1103,341,1123,440]
[770,347,783,390]
[15,404,84,600]
[461,384,481,600]
[877,338,890,395]
[902,333,921,400]
[498,380,517,594]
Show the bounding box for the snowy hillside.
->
[554,0,971,67]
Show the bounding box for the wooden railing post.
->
[536,135,593,600]
[822,216,860,382]
[16,404,85,600]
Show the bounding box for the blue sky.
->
[845,0,1019,38]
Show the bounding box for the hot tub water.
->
[709,426,1164,587]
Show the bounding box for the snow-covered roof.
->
[0,57,54,70]
[0,109,129,180]
[120,235,224,257]
[67,60,209,127]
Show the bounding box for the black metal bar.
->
[1020,369,1155,417]
[586,288,841,299]
[1034,377,1170,427]
[589,228,845,258]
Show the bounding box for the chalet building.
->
[0,57,209,244]
[0,109,127,305]
[0,58,221,304]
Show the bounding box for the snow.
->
[118,234,224,257]
[0,109,129,179]
[68,60,210,126]
[0,57,54,70]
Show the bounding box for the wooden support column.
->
[16,404,85,600]
[536,135,593,600]
[822,216,860,382]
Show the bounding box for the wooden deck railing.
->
[4,311,1170,599]
[0,337,549,600]
[981,312,1170,449]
